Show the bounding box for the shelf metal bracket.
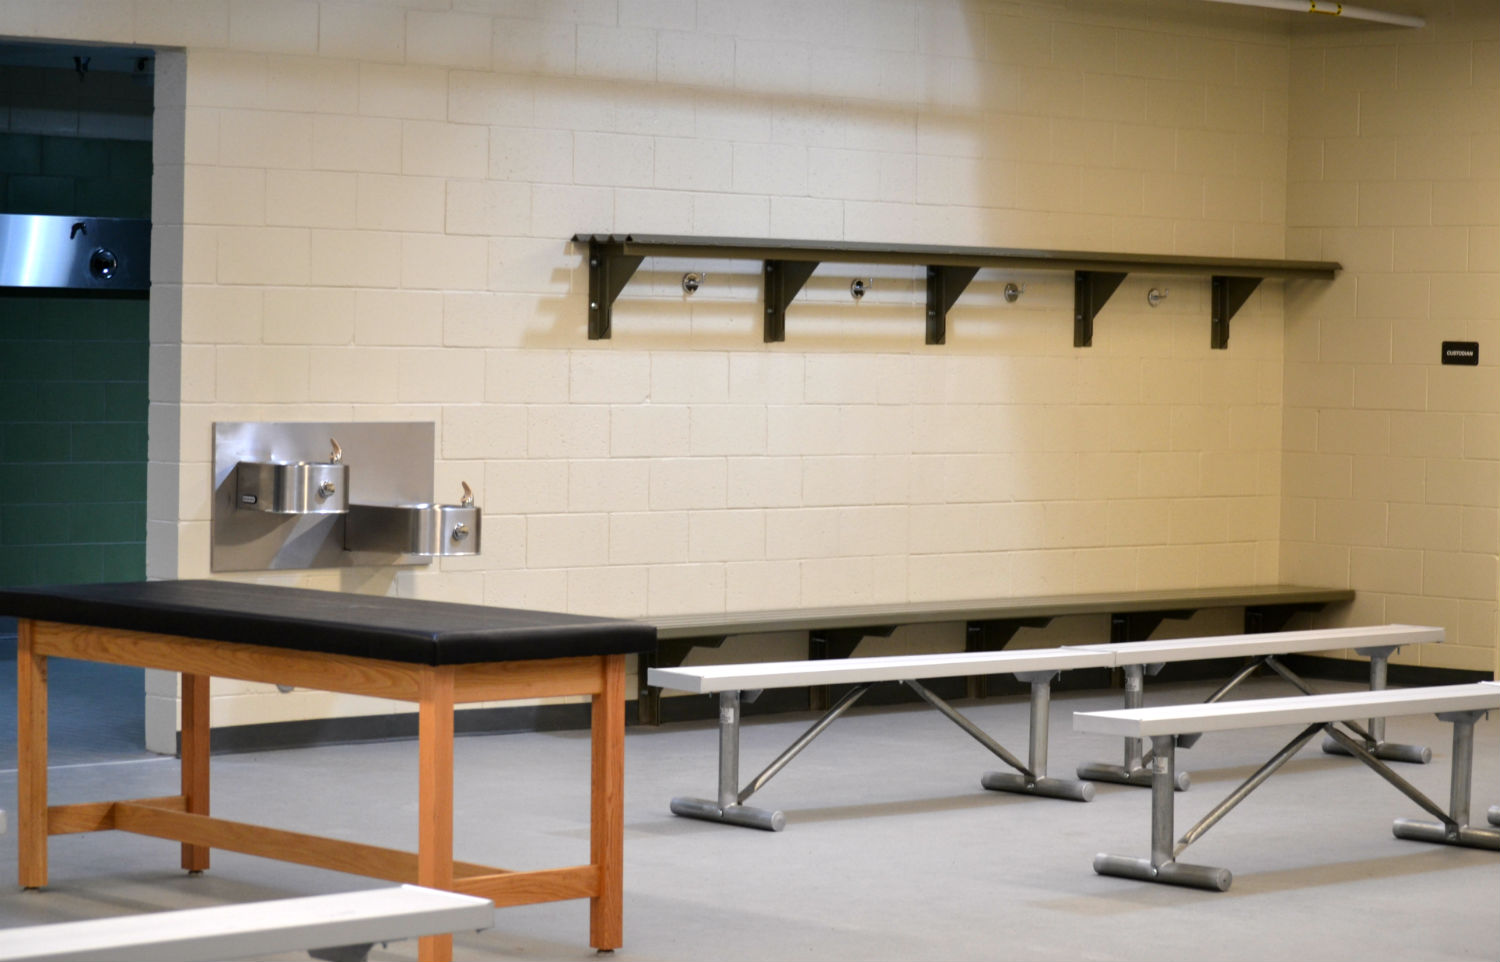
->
[1073,270,1127,347]
[763,259,818,342]
[925,265,980,345]
[1210,275,1262,350]
[586,239,644,340]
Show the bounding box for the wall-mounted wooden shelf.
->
[573,233,1340,350]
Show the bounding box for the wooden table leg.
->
[418,667,456,962]
[590,654,625,950]
[17,619,48,889]
[181,672,211,873]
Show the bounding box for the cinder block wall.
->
[1282,2,1500,676]
[0,0,1492,748]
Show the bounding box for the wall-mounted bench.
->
[1074,683,1500,892]
[0,885,494,962]
[648,623,1436,831]
[642,584,1354,725]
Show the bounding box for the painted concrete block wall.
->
[1282,0,1500,676]
[0,0,1366,745]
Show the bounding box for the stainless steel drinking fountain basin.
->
[344,502,481,557]
[235,459,349,515]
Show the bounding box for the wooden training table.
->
[0,580,657,962]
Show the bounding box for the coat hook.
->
[682,272,705,294]
[1147,287,1169,307]
[850,278,871,300]
[1003,282,1026,303]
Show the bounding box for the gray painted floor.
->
[1,677,1497,961]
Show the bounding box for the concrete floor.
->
[1,676,1497,961]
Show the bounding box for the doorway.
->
[1,39,155,762]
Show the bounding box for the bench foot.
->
[1075,762,1190,792]
[669,797,785,832]
[1092,854,1232,891]
[1392,819,1500,850]
[980,772,1094,802]
[1321,736,1430,765]
[1489,805,1500,827]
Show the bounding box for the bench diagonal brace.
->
[908,675,1093,803]
[739,684,871,804]
[1324,724,1454,826]
[1174,656,1266,748]
[906,679,1031,777]
[1174,722,1324,857]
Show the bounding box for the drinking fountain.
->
[345,482,482,557]
[211,421,480,572]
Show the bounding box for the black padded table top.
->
[0,580,657,666]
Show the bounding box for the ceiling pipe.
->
[1199,0,1426,28]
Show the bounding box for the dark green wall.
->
[0,132,150,217]
[1,130,150,590]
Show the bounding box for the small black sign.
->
[1442,341,1479,365]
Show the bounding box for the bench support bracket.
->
[964,618,1054,698]
[636,637,728,727]
[808,628,892,712]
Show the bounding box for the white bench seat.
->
[0,885,494,962]
[650,624,1445,831]
[1074,683,1497,737]
[1083,624,1442,665]
[1073,682,1500,892]
[649,647,1115,693]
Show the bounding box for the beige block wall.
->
[1282,0,1500,675]
[14,1,1481,746]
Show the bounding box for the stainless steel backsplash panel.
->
[211,421,435,572]
[0,214,150,292]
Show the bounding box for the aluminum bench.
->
[1073,682,1500,891]
[650,646,1116,830]
[0,885,494,962]
[650,624,1443,831]
[1072,623,1445,790]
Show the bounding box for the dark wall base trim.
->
[178,656,1493,755]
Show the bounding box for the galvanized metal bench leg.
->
[978,671,1093,802]
[669,690,787,831]
[1392,710,1500,850]
[1077,664,1189,791]
[972,672,1092,798]
[1092,734,1231,891]
[1319,645,1432,764]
